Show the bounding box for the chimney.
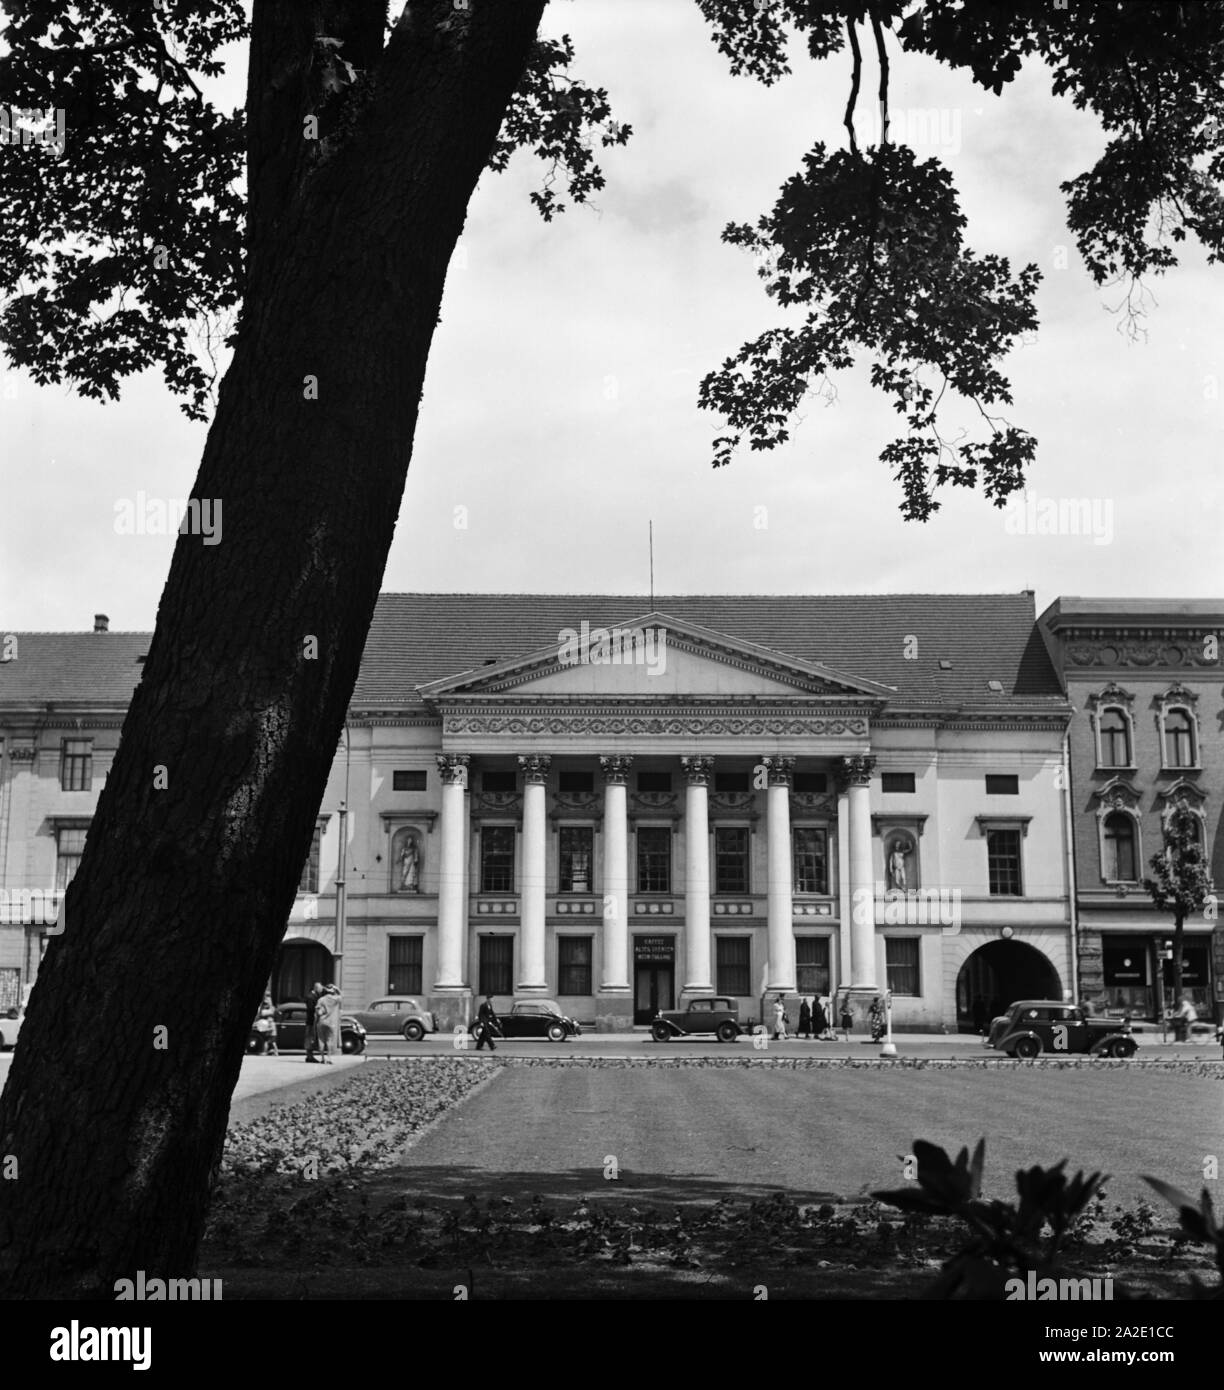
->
[93,614,109,633]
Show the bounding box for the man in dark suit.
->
[304,981,324,1062]
[476,994,499,1051]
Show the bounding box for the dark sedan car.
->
[471,998,581,1042]
[248,1001,367,1054]
[987,1000,1137,1059]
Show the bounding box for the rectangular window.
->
[478,935,513,996]
[716,936,751,996]
[985,774,1019,795]
[882,772,916,794]
[714,771,751,794]
[714,826,750,894]
[886,938,921,996]
[559,826,594,893]
[299,825,321,894]
[558,936,593,995]
[392,769,427,791]
[637,827,672,893]
[793,827,829,894]
[480,825,515,892]
[388,936,423,995]
[793,772,827,794]
[558,769,594,794]
[482,769,517,793]
[796,937,831,996]
[637,771,671,794]
[55,826,89,891]
[60,739,92,792]
[987,829,1023,896]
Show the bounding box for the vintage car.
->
[651,996,747,1043]
[470,998,581,1042]
[247,1001,368,1054]
[0,1004,24,1051]
[987,1000,1137,1059]
[348,997,438,1042]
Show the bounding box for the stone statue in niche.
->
[888,837,911,891]
[394,829,421,892]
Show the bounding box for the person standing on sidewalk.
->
[315,983,341,1063]
[304,981,324,1063]
[797,997,812,1040]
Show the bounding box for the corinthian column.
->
[763,756,796,992]
[517,754,551,994]
[599,755,633,997]
[681,756,714,994]
[434,754,470,992]
[838,755,878,990]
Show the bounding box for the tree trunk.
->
[1172,911,1185,1006]
[0,0,545,1298]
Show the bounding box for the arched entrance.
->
[956,940,1061,1033]
[273,939,334,1004]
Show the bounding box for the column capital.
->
[518,753,552,784]
[436,753,470,786]
[599,754,634,785]
[680,755,715,786]
[836,754,876,791]
[760,755,796,788]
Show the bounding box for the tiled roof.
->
[353,593,1065,708]
[0,632,150,707]
[0,594,1067,712]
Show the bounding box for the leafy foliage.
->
[874,1137,1107,1298]
[696,0,1224,516]
[1143,1176,1224,1298]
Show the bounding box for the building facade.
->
[2,594,1084,1031]
[1041,599,1224,1023]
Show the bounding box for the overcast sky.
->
[3,0,1220,633]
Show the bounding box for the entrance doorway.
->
[633,935,675,1024]
[274,940,334,1004]
[956,940,1061,1033]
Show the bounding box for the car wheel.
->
[246,1034,261,1054]
[403,1020,425,1042]
[716,1021,738,1044]
[1106,1039,1134,1059]
[342,1033,364,1054]
[1013,1035,1041,1059]
[650,1021,671,1043]
[547,1023,566,1042]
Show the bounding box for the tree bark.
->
[0,0,545,1298]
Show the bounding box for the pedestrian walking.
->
[798,996,812,1039]
[772,995,788,1040]
[812,994,830,1040]
[1173,996,1197,1044]
[869,995,885,1043]
[304,981,324,1063]
[253,998,278,1056]
[315,983,341,1063]
[839,994,853,1041]
[475,993,500,1051]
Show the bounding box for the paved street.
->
[389,1061,1224,1210]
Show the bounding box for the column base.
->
[428,987,473,1034]
[593,988,634,1032]
[514,982,551,998]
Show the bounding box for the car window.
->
[692,1001,713,1012]
[370,1002,396,1013]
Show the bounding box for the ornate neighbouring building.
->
[3,593,1084,1032]
[1041,599,1224,1023]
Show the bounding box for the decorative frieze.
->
[555,900,597,915]
[793,902,833,916]
[713,902,753,915]
[476,900,517,914]
[446,714,868,737]
[634,901,675,914]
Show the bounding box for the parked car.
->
[0,1004,23,1051]
[987,1000,1137,1059]
[247,1001,367,1054]
[651,996,747,1043]
[470,998,581,1042]
[348,997,438,1042]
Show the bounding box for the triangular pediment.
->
[417,611,894,703]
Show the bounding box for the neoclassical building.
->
[1041,599,1224,1022]
[2,593,1084,1031]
